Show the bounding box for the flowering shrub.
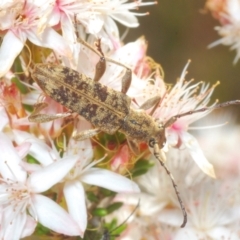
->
[0,0,239,239]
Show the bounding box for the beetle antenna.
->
[151,140,187,228]
[164,100,240,128]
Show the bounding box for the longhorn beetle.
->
[28,17,240,228]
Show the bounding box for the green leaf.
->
[23,104,34,112]
[86,191,98,202]
[11,77,28,94]
[103,218,127,240]
[106,202,123,214]
[92,208,108,217]
[132,168,149,178]
[100,188,116,197]
[131,159,154,177]
[26,154,39,164]
[35,223,50,235]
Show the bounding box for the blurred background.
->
[124,0,240,117]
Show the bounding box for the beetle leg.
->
[28,102,72,123]
[93,39,106,82]
[73,15,132,93]
[102,56,132,94]
[95,40,132,94]
[127,138,139,155]
[139,96,161,111]
[73,15,106,82]
[73,128,101,141]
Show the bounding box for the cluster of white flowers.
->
[109,115,240,240]
[0,0,239,239]
[206,0,240,63]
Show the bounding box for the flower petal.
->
[158,208,185,227]
[28,156,78,193]
[181,131,216,178]
[61,14,75,43]
[111,13,139,28]
[13,130,55,166]
[64,181,87,234]
[0,31,24,77]
[31,194,82,236]
[20,216,37,238]
[0,206,27,240]
[27,27,72,59]
[174,227,205,240]
[208,226,239,240]
[0,132,26,182]
[81,168,140,193]
[0,107,9,130]
[15,142,31,159]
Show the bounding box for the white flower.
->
[207,0,240,63]
[13,128,140,235]
[76,0,156,45]
[0,132,82,239]
[194,111,240,178]
[112,147,240,239]
[174,180,239,240]
[0,0,71,77]
[47,0,88,44]
[115,157,188,228]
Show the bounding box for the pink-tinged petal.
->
[48,7,61,26]
[0,207,27,240]
[0,107,9,130]
[0,31,24,77]
[64,181,87,234]
[0,132,26,182]
[180,131,216,178]
[20,215,37,238]
[112,37,147,68]
[20,161,42,173]
[81,168,140,193]
[26,28,72,59]
[13,130,55,166]
[111,145,130,172]
[32,194,82,236]
[15,142,31,159]
[28,156,78,193]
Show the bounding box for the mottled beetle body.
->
[32,64,166,146]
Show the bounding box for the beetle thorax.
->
[120,108,166,146]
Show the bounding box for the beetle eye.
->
[148,138,155,148]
